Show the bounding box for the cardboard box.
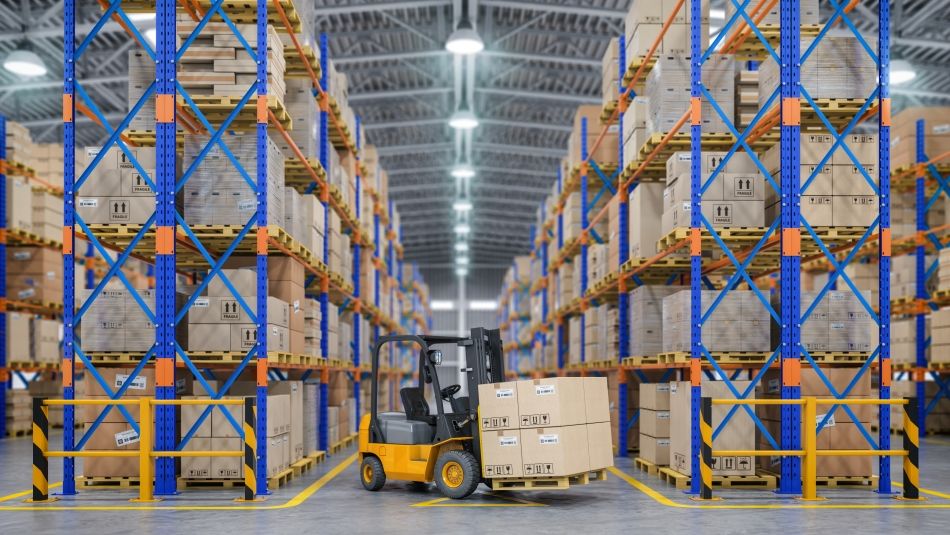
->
[269,381,304,460]
[81,367,156,397]
[670,380,755,476]
[481,429,523,478]
[584,377,610,424]
[639,434,671,465]
[6,313,31,362]
[181,437,213,479]
[639,383,671,411]
[520,425,590,477]
[640,409,671,437]
[587,421,614,470]
[212,437,243,478]
[180,396,214,438]
[477,382,519,430]
[516,378,587,428]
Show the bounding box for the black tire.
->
[360,456,386,491]
[433,450,480,499]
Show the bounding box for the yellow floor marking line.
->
[0,483,63,503]
[608,467,950,510]
[412,492,545,507]
[0,453,357,512]
[893,482,950,500]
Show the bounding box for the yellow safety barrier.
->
[701,396,920,501]
[32,397,255,503]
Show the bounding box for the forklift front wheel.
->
[361,456,386,491]
[434,450,480,499]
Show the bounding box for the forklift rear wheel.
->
[361,456,386,491]
[434,450,479,499]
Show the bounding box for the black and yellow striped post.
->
[902,398,922,500]
[30,397,55,503]
[242,397,258,501]
[699,396,714,500]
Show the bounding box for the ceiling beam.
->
[476,87,600,105]
[365,117,572,133]
[377,141,563,158]
[479,50,600,68]
[479,0,625,20]
[348,86,451,102]
[0,75,127,93]
[387,165,555,178]
[892,88,950,101]
[315,0,451,16]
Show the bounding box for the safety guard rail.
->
[30,397,258,503]
[697,397,921,501]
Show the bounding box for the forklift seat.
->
[400,387,436,426]
[377,412,435,445]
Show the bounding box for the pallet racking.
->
[56,0,427,497]
[521,0,893,495]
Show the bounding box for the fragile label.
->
[521,414,551,426]
[130,173,152,193]
[115,429,140,447]
[524,463,554,475]
[220,299,240,320]
[495,388,514,398]
[535,385,555,396]
[481,416,510,429]
[484,464,514,477]
[78,198,98,207]
[115,373,147,390]
[499,436,518,447]
[538,434,559,445]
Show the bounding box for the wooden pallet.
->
[82,476,140,488]
[126,0,304,32]
[730,24,822,60]
[656,225,870,255]
[178,477,244,490]
[622,55,659,85]
[284,43,321,79]
[177,94,292,132]
[622,355,662,367]
[328,433,358,454]
[284,157,327,190]
[656,351,771,365]
[761,470,878,488]
[489,468,608,491]
[5,428,32,437]
[658,467,777,490]
[634,457,662,476]
[8,227,61,249]
[85,351,316,367]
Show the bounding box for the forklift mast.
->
[462,327,506,463]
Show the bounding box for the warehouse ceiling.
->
[0,0,949,265]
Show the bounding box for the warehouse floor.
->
[1,433,949,532]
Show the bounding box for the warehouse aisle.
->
[2,432,950,532]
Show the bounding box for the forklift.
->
[358,328,506,499]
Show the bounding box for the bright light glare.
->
[455,267,469,277]
[431,300,455,311]
[710,8,726,19]
[129,13,157,22]
[454,223,471,235]
[445,28,484,55]
[449,109,479,130]
[456,256,470,266]
[451,163,476,178]
[454,242,469,252]
[469,300,497,311]
[145,28,157,46]
[3,50,47,77]
[891,60,916,85]
[453,199,473,212]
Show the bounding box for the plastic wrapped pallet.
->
[629,285,687,357]
[891,106,950,171]
[646,54,734,135]
[624,0,709,58]
[662,290,771,352]
[670,380,756,476]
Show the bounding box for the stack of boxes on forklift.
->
[479,377,612,479]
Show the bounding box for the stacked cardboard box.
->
[601,37,621,106]
[3,121,70,184]
[778,291,878,353]
[621,96,650,170]
[4,389,31,435]
[29,381,65,427]
[567,105,618,171]
[302,382,319,455]
[735,69,759,129]
[176,16,286,103]
[5,313,31,364]
[587,243,609,285]
[79,287,174,352]
[647,54,734,135]
[183,132,285,226]
[303,297,338,357]
[7,247,62,304]
[663,290,771,352]
[939,248,950,291]
[628,181,664,259]
[186,268,291,353]
[181,384,292,480]
[77,146,157,224]
[891,317,928,367]
[759,33,877,110]
[556,262,574,311]
[6,174,32,231]
[624,0,709,59]
[763,133,878,227]
[563,191,609,244]
[629,285,687,357]
[759,369,872,477]
[128,50,156,131]
[30,189,63,244]
[568,316,581,362]
[580,304,617,364]
[661,150,763,232]
[930,307,950,365]
[670,380,756,476]
[639,384,671,465]
[891,107,950,171]
[891,189,945,239]
[479,377,613,478]
[725,0,819,26]
[283,185,325,257]
[891,381,950,432]
[327,395,354,445]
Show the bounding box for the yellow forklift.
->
[358,328,506,499]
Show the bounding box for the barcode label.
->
[539,434,559,445]
[495,388,514,398]
[115,373,147,390]
[499,436,518,446]
[535,385,555,396]
[115,429,140,447]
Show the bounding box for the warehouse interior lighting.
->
[449,106,479,130]
[431,300,456,311]
[445,0,484,55]
[451,162,476,178]
[454,242,469,252]
[468,300,497,311]
[144,27,157,47]
[3,49,47,77]
[454,223,471,235]
[456,256,470,266]
[453,199,473,212]
[891,59,917,85]
[455,267,468,277]
[128,13,156,21]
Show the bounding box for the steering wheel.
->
[440,384,461,400]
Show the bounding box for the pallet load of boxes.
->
[0,12,430,484]
[514,0,933,485]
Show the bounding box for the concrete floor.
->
[1,433,949,534]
